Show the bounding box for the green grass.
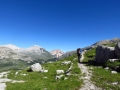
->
[6,54,83,90]
[106,60,120,69]
[102,43,116,47]
[85,48,96,58]
[82,47,120,90]
[83,48,96,63]
[92,68,120,90]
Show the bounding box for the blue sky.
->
[0,0,120,52]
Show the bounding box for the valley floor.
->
[0,52,103,90]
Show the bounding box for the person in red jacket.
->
[77,48,82,63]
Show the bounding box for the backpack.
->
[77,48,81,56]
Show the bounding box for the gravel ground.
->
[78,52,102,90]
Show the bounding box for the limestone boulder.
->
[62,61,71,65]
[30,63,42,72]
[95,45,115,63]
[111,71,117,74]
[56,70,64,75]
[55,75,64,79]
[40,70,48,73]
[108,59,119,62]
[115,42,120,58]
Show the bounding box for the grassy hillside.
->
[0,58,54,72]
[0,59,29,72]
[83,47,120,90]
[6,54,83,90]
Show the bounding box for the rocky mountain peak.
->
[26,45,44,53]
[111,37,120,40]
[1,44,20,50]
[50,49,64,57]
[26,45,41,49]
[0,44,53,63]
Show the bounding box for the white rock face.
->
[26,45,43,52]
[95,46,115,63]
[0,46,33,62]
[30,63,42,72]
[50,49,64,57]
[0,44,52,62]
[1,44,20,50]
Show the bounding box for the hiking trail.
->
[78,52,102,90]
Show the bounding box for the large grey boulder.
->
[95,46,115,63]
[30,63,42,72]
[115,42,120,58]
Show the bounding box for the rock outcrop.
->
[30,63,42,72]
[95,45,115,63]
[50,49,64,57]
[115,42,120,58]
[83,38,120,51]
[95,42,120,63]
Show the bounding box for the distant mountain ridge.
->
[0,37,120,71]
[92,38,120,46]
[84,38,120,50]
[1,44,21,50]
[50,49,64,57]
[58,37,120,59]
[0,44,53,64]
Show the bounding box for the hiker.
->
[77,48,82,63]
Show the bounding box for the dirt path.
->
[78,52,102,90]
